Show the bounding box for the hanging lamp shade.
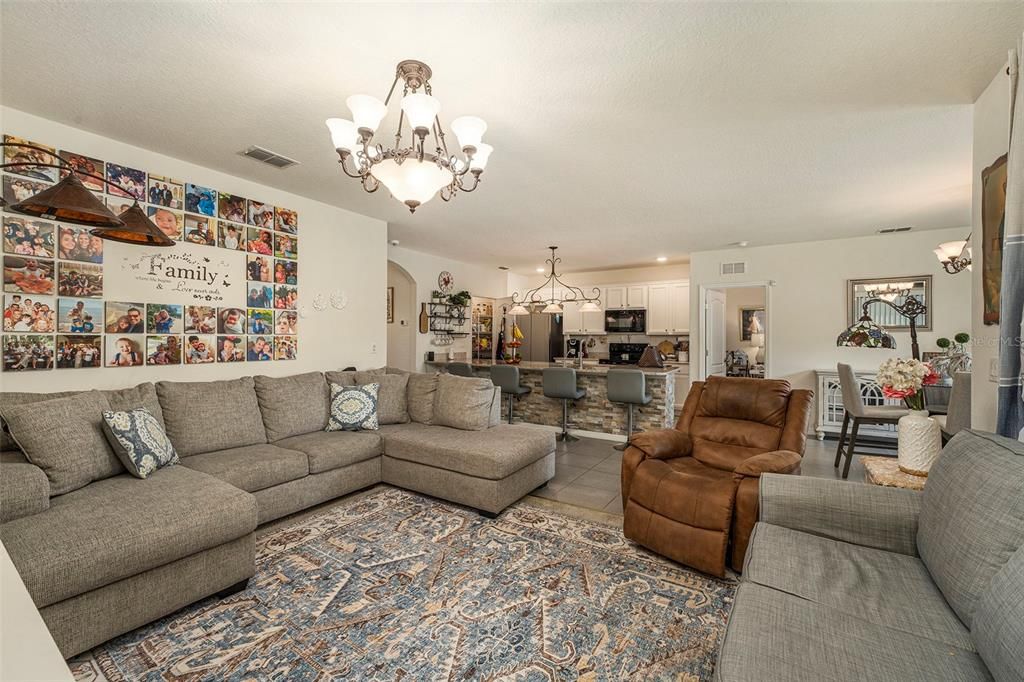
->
[91,202,176,246]
[508,303,530,316]
[836,314,896,350]
[9,173,123,228]
[579,301,602,313]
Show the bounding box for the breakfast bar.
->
[427,359,678,437]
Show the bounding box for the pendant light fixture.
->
[326,60,492,213]
[934,234,972,274]
[509,247,602,315]
[1,141,174,246]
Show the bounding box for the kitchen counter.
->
[425,359,679,377]
[424,358,677,435]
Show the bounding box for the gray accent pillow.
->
[4,390,122,495]
[407,373,439,424]
[355,371,409,424]
[325,370,357,387]
[433,374,497,431]
[104,383,165,429]
[101,408,179,479]
[917,430,1024,628]
[326,382,379,431]
[972,546,1024,679]
[488,386,502,427]
[1,384,162,453]
[254,372,329,441]
[156,377,267,457]
[0,390,80,452]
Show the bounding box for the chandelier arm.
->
[361,174,379,193]
[382,73,402,107]
[336,154,365,179]
[457,173,481,193]
[434,115,451,159]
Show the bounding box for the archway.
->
[387,260,417,371]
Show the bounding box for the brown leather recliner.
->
[621,375,813,577]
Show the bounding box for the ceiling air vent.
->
[240,146,300,169]
[720,261,747,276]
[878,226,913,234]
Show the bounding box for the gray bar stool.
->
[543,367,586,442]
[447,362,474,377]
[490,365,532,424]
[608,369,652,448]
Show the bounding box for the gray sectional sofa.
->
[715,430,1024,681]
[0,368,555,658]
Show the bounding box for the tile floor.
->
[529,434,871,516]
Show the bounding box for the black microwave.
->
[605,309,646,333]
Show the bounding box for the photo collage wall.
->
[2,134,299,372]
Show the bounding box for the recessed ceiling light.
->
[732,241,749,247]
[536,267,545,273]
[656,256,668,262]
[497,266,509,270]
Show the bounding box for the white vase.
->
[897,409,941,476]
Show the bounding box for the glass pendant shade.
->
[469,143,493,170]
[450,116,487,149]
[508,303,530,316]
[836,315,896,350]
[936,240,968,260]
[91,202,175,246]
[401,93,441,130]
[542,302,563,314]
[371,158,454,211]
[325,118,358,151]
[9,173,123,228]
[579,301,601,313]
[346,95,387,132]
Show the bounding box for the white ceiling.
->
[2,2,1021,273]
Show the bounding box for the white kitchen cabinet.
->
[562,299,583,334]
[669,282,690,333]
[604,286,626,309]
[627,285,647,308]
[582,308,605,334]
[647,284,670,333]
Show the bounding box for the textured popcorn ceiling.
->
[1,2,1021,272]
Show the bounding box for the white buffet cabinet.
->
[814,368,900,441]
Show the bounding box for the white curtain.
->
[997,37,1024,441]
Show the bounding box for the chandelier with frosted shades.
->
[325,60,492,213]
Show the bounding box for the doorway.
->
[387,261,416,371]
[699,282,771,380]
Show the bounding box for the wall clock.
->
[438,271,454,294]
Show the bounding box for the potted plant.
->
[934,332,972,377]
[447,290,471,307]
[877,357,941,476]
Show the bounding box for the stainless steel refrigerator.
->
[516,312,563,362]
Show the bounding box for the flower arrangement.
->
[877,357,940,410]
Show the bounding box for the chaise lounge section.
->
[0,368,555,657]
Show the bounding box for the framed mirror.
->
[847,275,932,331]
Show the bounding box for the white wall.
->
[971,66,1011,431]
[724,286,766,352]
[386,245,511,370]
[386,261,415,371]
[689,227,973,397]
[0,107,387,392]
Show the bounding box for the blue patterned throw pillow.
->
[327,382,379,431]
[101,408,179,479]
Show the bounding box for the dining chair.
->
[833,363,910,479]
[936,372,971,443]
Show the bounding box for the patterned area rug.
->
[70,487,736,681]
